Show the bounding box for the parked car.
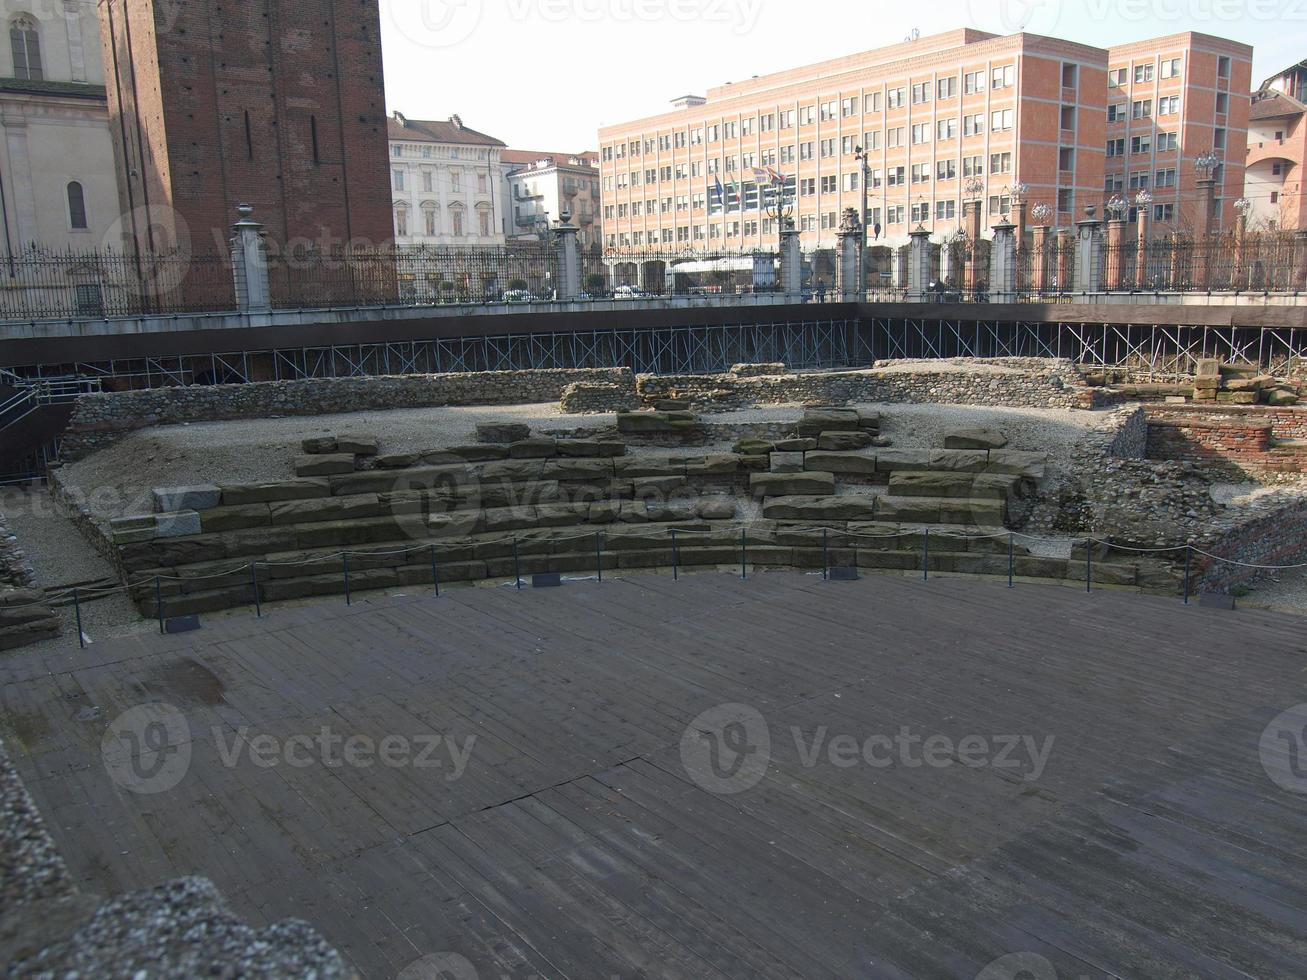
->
[502,289,538,304]
[612,285,647,300]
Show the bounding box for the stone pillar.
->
[1135,212,1149,290]
[1104,218,1126,291]
[1013,200,1028,249]
[965,201,983,291]
[554,216,581,300]
[1296,231,1307,293]
[940,240,956,287]
[1073,211,1104,294]
[230,204,270,313]
[1196,176,1217,290]
[906,228,934,301]
[635,262,647,290]
[779,227,802,297]
[1231,213,1247,291]
[1031,225,1049,293]
[989,221,1017,302]
[836,208,864,301]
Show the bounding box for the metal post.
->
[251,562,262,617]
[513,538,522,589]
[343,555,352,605]
[431,544,440,597]
[596,532,603,582]
[1184,545,1192,605]
[155,576,164,634]
[73,587,84,648]
[822,528,829,581]
[1008,533,1015,589]
[671,529,679,581]
[923,529,930,582]
[741,528,748,580]
[1086,540,1093,593]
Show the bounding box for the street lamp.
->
[1195,151,1219,178]
[854,145,876,241]
[764,178,795,241]
[1031,202,1053,225]
[1105,195,1128,220]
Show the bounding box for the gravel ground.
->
[1238,567,1307,615]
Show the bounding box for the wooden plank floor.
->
[4,572,1307,979]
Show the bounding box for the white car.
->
[502,289,537,304]
[612,285,647,300]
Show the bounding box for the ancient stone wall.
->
[1145,405,1307,471]
[62,369,637,461]
[0,512,36,589]
[1198,500,1307,594]
[634,359,1096,412]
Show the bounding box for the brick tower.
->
[98,0,394,263]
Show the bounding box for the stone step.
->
[887,470,1018,501]
[749,471,836,498]
[876,495,1007,526]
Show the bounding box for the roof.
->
[1261,57,1307,90]
[386,113,505,147]
[1250,89,1307,121]
[502,149,600,170]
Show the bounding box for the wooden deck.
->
[4,572,1307,979]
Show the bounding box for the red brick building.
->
[98,0,394,259]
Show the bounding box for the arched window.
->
[66,181,87,230]
[10,16,41,81]
[394,206,408,238]
[421,203,438,238]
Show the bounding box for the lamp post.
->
[1009,180,1029,245]
[855,144,876,299]
[765,177,797,295]
[963,175,985,291]
[764,178,795,246]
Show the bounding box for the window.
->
[908,163,928,184]
[1108,103,1127,123]
[935,200,956,220]
[478,210,491,237]
[477,173,488,194]
[10,17,41,80]
[1062,63,1078,88]
[779,109,795,128]
[799,142,814,160]
[862,131,881,150]
[911,82,931,104]
[936,118,956,140]
[938,77,957,99]
[451,171,461,192]
[1057,188,1074,213]
[867,168,882,188]
[1155,168,1177,187]
[1273,162,1283,176]
[910,202,930,224]
[1161,57,1182,79]
[1158,96,1179,115]
[1108,68,1126,87]
[963,155,984,177]
[991,65,1015,88]
[1130,135,1151,154]
[887,87,905,108]
[990,109,1013,131]
[991,151,1013,173]
[1270,191,1280,204]
[887,166,905,186]
[1129,171,1149,190]
[740,117,754,136]
[1214,127,1227,149]
[1157,132,1178,152]
[1215,92,1229,114]
[1058,148,1075,171]
[800,177,816,196]
[963,71,986,94]
[779,145,795,164]
[842,135,856,155]
[887,127,904,148]
[820,100,837,121]
[760,113,775,132]
[820,138,836,158]
[820,174,837,194]
[867,92,882,112]
[393,145,403,158]
[842,172,859,192]
[1132,100,1153,119]
[937,159,956,181]
[422,206,437,236]
[422,171,434,192]
[1217,55,1231,79]
[842,97,859,117]
[1154,203,1174,222]
[66,181,87,230]
[964,113,984,136]
[1105,174,1124,193]
[987,194,1011,216]
[1134,64,1154,84]
[310,116,320,165]
[393,169,405,191]
[1060,106,1076,130]
[799,105,815,125]
[886,205,904,225]
[1107,138,1125,157]
[821,211,837,230]
[394,208,408,237]
[911,123,930,144]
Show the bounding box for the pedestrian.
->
[816,279,827,303]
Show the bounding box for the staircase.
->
[0,376,100,480]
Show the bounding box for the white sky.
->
[378,0,1300,151]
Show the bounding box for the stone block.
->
[337,435,380,456]
[617,411,698,434]
[477,422,531,444]
[857,410,882,432]
[633,476,687,496]
[376,453,421,469]
[425,446,511,464]
[301,436,338,454]
[152,485,221,513]
[268,494,383,526]
[220,480,331,505]
[943,428,1009,450]
[588,501,621,524]
[155,511,202,539]
[1224,378,1263,393]
[200,504,272,533]
[889,471,1016,501]
[1195,358,1221,378]
[818,431,874,452]
[295,454,357,477]
[509,438,559,459]
[1229,392,1258,405]
[750,472,836,498]
[774,438,818,452]
[542,459,616,482]
[733,438,774,456]
[1268,389,1300,406]
[770,452,806,473]
[615,459,687,478]
[984,450,1047,479]
[797,409,862,437]
[685,454,743,477]
[557,439,627,458]
[620,500,651,523]
[804,451,878,475]
[654,398,692,411]
[1193,376,1221,391]
[761,495,877,521]
[696,499,737,520]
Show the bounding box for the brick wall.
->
[1145,405,1307,469]
[1198,501,1307,593]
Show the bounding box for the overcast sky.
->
[378,0,1299,151]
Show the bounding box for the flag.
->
[713,175,725,204]
[751,167,769,184]
[766,166,785,185]
[729,178,740,209]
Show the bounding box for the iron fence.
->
[1101,233,1307,293]
[587,247,781,298]
[0,246,234,319]
[1014,237,1078,299]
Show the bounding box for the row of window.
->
[393,169,491,194]
[394,205,494,238]
[1108,59,1184,87]
[1106,132,1181,156]
[392,144,493,161]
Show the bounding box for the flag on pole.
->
[751,167,770,184]
[714,175,725,205]
[765,166,785,185]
